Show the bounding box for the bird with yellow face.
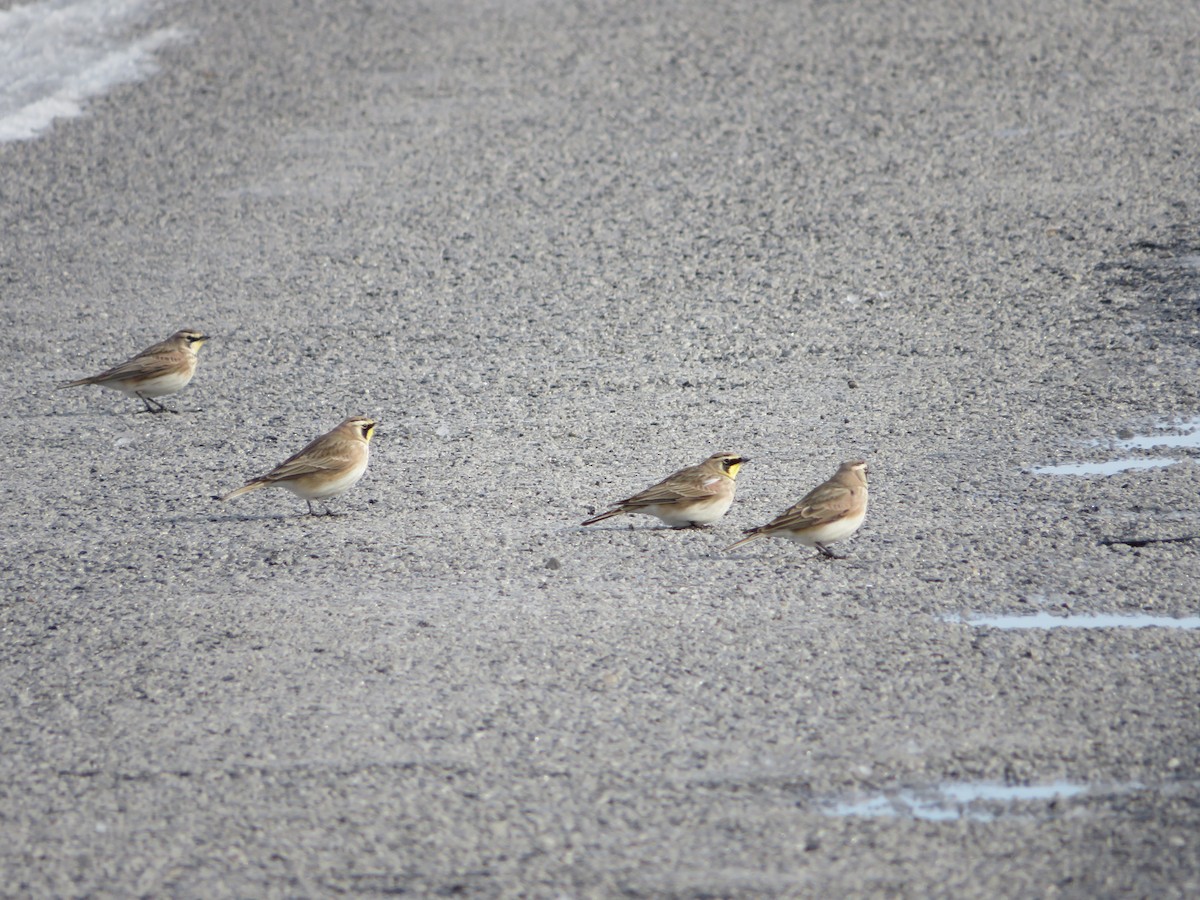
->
[221,416,377,516]
[59,329,210,413]
[583,451,749,529]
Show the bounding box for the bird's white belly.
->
[112,369,194,398]
[786,507,867,546]
[285,454,369,500]
[652,492,734,527]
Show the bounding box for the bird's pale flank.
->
[221,416,377,516]
[58,329,209,413]
[726,459,868,558]
[583,451,748,529]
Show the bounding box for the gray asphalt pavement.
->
[2,0,1199,895]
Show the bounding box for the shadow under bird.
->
[582,451,748,529]
[58,329,210,413]
[221,416,377,516]
[726,459,869,558]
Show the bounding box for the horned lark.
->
[221,416,376,516]
[582,451,748,529]
[726,460,868,558]
[58,329,209,413]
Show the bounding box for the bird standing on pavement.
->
[582,451,748,529]
[221,416,377,516]
[726,460,868,558]
[58,329,210,413]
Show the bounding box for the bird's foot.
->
[137,393,178,414]
[306,502,342,517]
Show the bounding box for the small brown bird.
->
[58,329,209,413]
[582,451,748,529]
[726,460,869,558]
[221,416,377,516]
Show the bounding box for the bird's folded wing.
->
[91,350,177,382]
[260,439,347,481]
[769,483,853,529]
[623,472,720,506]
[261,456,339,481]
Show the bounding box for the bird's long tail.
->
[220,480,266,502]
[581,507,624,527]
[724,530,766,552]
[57,376,97,389]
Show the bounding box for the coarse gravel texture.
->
[2,0,1199,896]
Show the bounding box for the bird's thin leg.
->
[136,392,177,414]
[306,500,317,516]
[816,543,844,559]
